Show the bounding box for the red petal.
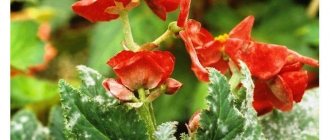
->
[229,16,254,41]
[102,78,134,101]
[180,31,209,81]
[108,51,175,90]
[287,49,319,67]
[107,50,135,68]
[165,78,182,95]
[225,39,288,80]
[177,0,191,27]
[145,0,167,20]
[196,41,229,74]
[151,51,175,83]
[268,77,294,111]
[161,0,180,12]
[72,0,119,22]
[278,70,308,102]
[280,62,303,73]
[253,79,274,115]
[188,111,201,133]
[184,20,214,46]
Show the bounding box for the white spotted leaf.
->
[154,121,178,140]
[58,66,148,139]
[196,66,265,140]
[11,110,49,140]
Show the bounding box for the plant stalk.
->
[137,88,156,140]
[119,11,139,51]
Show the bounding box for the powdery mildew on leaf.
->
[77,65,102,87]
[10,110,49,140]
[154,121,178,140]
[196,67,265,140]
[59,65,149,140]
[259,88,319,140]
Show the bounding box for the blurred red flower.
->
[72,0,181,22]
[103,50,182,101]
[72,0,139,22]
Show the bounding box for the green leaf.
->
[259,88,319,140]
[11,110,48,140]
[154,121,178,140]
[11,20,45,71]
[87,20,123,75]
[196,67,265,140]
[11,75,59,109]
[48,106,66,140]
[236,62,265,139]
[180,133,191,140]
[59,65,148,139]
[40,0,75,28]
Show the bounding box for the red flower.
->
[179,19,228,81]
[145,0,180,20]
[103,50,182,101]
[72,0,139,22]
[223,16,319,115]
[179,15,319,115]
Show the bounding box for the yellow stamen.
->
[215,33,229,43]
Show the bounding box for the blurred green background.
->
[10,0,319,132]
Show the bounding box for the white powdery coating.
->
[77,65,102,87]
[31,125,49,140]
[221,125,228,133]
[19,116,29,123]
[260,88,319,139]
[81,95,89,102]
[84,131,92,139]
[94,95,105,104]
[11,122,23,132]
[66,112,81,130]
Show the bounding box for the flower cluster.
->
[177,1,319,115]
[72,0,318,117]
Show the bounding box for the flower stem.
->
[152,21,182,46]
[119,11,139,51]
[137,88,156,140]
[228,60,241,92]
[152,30,173,45]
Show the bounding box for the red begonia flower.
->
[108,50,175,90]
[225,16,318,114]
[103,50,182,102]
[225,16,319,80]
[179,19,228,81]
[72,0,138,22]
[145,0,180,20]
[179,15,319,115]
